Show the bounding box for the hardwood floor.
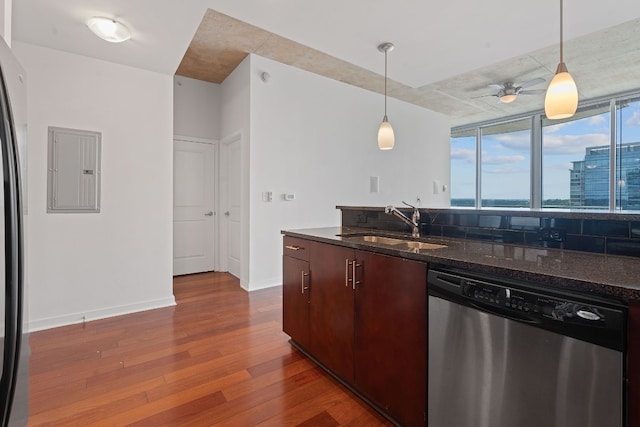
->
[28,272,393,426]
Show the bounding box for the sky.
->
[451,99,640,201]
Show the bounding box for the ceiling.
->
[12,1,640,127]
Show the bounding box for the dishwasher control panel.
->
[461,279,605,324]
[428,268,626,351]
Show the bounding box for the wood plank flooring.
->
[28,272,393,426]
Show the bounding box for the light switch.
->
[433,180,441,194]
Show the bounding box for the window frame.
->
[451,90,640,211]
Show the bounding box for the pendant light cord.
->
[559,0,564,63]
[384,49,388,116]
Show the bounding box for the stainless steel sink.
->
[361,235,406,245]
[404,241,447,250]
[341,234,447,250]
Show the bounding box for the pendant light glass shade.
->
[378,116,395,150]
[87,17,131,43]
[544,63,578,119]
[377,42,395,150]
[544,0,578,119]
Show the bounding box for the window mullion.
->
[531,115,542,209]
[476,127,482,208]
[609,98,617,210]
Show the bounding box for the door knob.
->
[204,211,214,216]
[224,211,230,216]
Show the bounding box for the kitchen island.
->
[282,224,640,427]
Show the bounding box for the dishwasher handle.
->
[468,301,541,325]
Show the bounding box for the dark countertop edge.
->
[282,227,640,303]
[336,205,640,220]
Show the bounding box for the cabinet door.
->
[309,243,355,383]
[354,250,427,427]
[282,255,311,350]
[629,300,640,427]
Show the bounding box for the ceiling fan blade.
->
[472,94,499,99]
[488,84,504,90]
[517,77,545,89]
[519,89,545,95]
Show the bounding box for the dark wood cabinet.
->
[283,236,427,426]
[354,250,426,427]
[629,299,640,427]
[282,237,312,351]
[308,242,356,382]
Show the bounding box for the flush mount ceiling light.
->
[377,42,395,150]
[544,0,578,119]
[87,17,131,43]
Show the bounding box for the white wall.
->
[220,56,251,288]
[13,42,175,331]
[0,0,11,46]
[247,54,451,289]
[173,76,220,139]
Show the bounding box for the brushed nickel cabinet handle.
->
[345,259,353,287]
[352,262,361,289]
[285,245,301,251]
[301,271,310,294]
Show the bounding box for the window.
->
[450,130,476,207]
[480,119,531,207]
[451,90,640,211]
[542,105,610,209]
[616,97,640,210]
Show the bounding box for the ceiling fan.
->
[477,77,546,104]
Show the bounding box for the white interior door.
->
[220,133,241,279]
[173,139,216,276]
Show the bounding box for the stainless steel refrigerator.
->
[0,35,28,427]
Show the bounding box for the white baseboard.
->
[27,296,177,332]
[247,276,281,291]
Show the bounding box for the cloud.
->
[482,154,526,165]
[588,115,606,126]
[483,165,528,174]
[542,133,609,155]
[488,132,530,152]
[544,122,571,134]
[544,161,575,171]
[625,110,640,127]
[451,148,475,163]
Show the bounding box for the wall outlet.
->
[370,176,380,193]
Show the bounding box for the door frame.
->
[173,135,220,272]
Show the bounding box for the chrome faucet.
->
[385,201,420,238]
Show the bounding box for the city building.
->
[570,142,640,208]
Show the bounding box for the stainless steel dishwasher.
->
[428,268,626,427]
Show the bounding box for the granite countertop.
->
[282,226,640,302]
[336,205,640,221]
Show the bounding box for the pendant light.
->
[544,0,578,119]
[377,42,395,150]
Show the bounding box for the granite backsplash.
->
[340,207,640,258]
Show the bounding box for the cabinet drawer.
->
[283,236,311,261]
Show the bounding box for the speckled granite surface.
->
[282,227,640,302]
[337,205,640,221]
